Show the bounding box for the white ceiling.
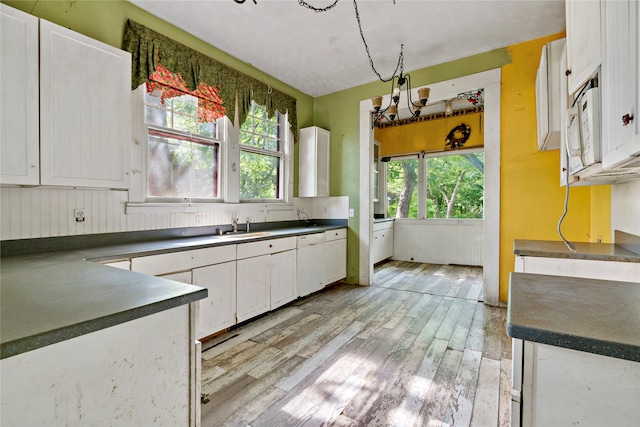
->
[128,0,566,97]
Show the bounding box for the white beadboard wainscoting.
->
[392,219,484,266]
[0,187,348,240]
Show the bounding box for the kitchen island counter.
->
[507,272,640,361]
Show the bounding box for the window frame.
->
[383,147,485,220]
[126,84,294,214]
[239,102,287,203]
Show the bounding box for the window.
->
[386,151,484,219]
[144,90,221,200]
[239,102,284,200]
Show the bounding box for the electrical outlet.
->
[74,208,85,223]
[349,208,355,217]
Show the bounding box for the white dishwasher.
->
[296,233,326,297]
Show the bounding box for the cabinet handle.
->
[269,244,273,248]
[622,113,634,126]
[565,69,571,76]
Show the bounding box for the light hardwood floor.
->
[200,260,512,427]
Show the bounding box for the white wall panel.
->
[611,180,640,237]
[0,187,298,241]
[393,219,484,266]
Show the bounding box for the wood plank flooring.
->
[200,260,511,427]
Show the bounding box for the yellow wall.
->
[376,112,484,157]
[499,32,610,301]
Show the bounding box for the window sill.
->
[125,201,293,215]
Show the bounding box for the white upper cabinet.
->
[600,0,640,170]
[535,38,566,151]
[40,19,131,188]
[0,5,39,185]
[299,126,330,197]
[565,0,601,95]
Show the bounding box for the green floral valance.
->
[122,20,297,136]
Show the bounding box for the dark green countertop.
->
[1,222,345,359]
[507,272,640,362]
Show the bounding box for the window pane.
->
[426,153,484,218]
[145,92,216,138]
[148,132,218,199]
[386,158,419,218]
[240,151,279,199]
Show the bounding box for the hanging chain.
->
[237,0,403,83]
[352,0,403,83]
[297,0,340,12]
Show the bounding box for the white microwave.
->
[566,86,601,175]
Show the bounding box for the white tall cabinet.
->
[565,0,601,94]
[0,4,131,188]
[0,5,39,185]
[39,20,131,188]
[600,0,640,169]
[299,126,330,197]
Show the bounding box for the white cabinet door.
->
[535,38,565,151]
[299,126,330,197]
[522,342,640,427]
[236,254,271,322]
[0,4,39,185]
[297,243,326,297]
[270,250,296,309]
[565,0,601,94]
[325,238,346,285]
[39,19,131,188]
[193,261,237,338]
[601,0,640,169]
[373,228,394,264]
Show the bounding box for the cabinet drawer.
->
[325,228,347,242]
[131,245,236,276]
[237,236,296,260]
[373,220,394,232]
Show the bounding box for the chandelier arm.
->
[405,73,415,111]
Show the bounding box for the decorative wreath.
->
[445,123,471,150]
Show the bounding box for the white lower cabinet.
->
[236,254,272,323]
[236,236,297,323]
[324,229,347,285]
[512,254,640,427]
[128,230,345,333]
[518,341,639,427]
[0,305,195,426]
[373,221,394,264]
[192,261,237,339]
[269,250,297,309]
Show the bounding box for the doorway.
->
[358,69,501,306]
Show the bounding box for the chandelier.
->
[370,45,431,125]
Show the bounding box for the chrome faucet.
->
[231,218,239,233]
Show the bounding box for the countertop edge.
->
[513,239,640,263]
[0,288,207,360]
[506,324,640,363]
